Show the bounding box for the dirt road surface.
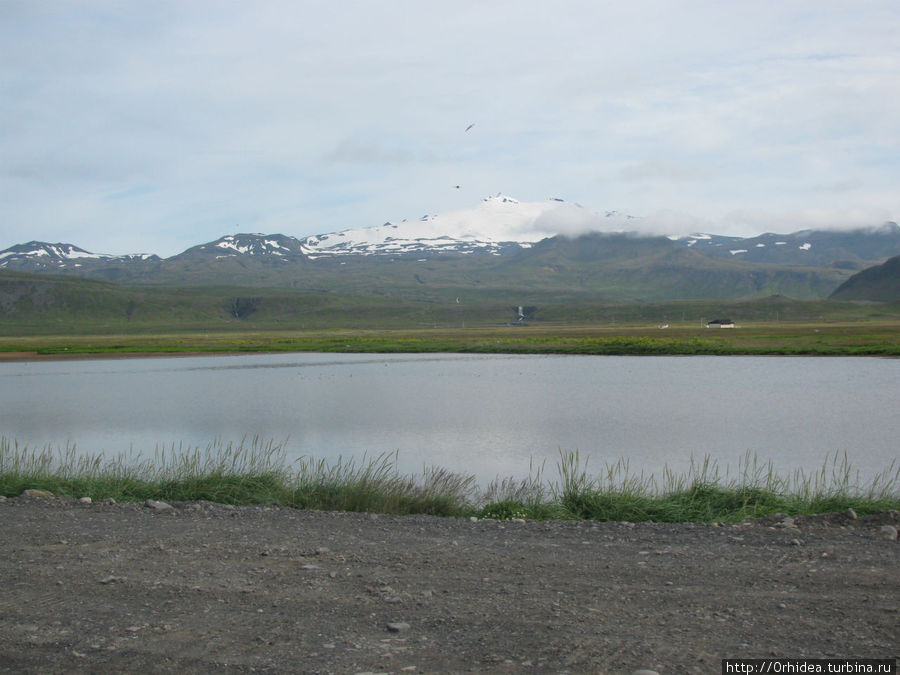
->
[1,496,897,674]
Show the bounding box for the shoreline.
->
[2,348,899,363]
[2,321,899,360]
[0,350,249,363]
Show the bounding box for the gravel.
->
[1,495,897,674]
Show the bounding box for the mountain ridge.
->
[4,193,897,268]
[3,196,899,302]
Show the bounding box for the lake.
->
[1,353,898,488]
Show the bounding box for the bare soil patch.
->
[1,497,897,674]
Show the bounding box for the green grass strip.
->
[2,440,897,522]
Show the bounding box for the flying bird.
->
[465,123,475,132]
[454,185,460,189]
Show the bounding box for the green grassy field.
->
[2,320,899,357]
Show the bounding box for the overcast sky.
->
[2,1,899,256]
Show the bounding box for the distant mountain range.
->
[673,223,900,268]
[3,194,899,302]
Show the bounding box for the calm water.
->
[1,353,897,487]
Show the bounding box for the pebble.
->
[78,497,92,505]
[21,489,55,498]
[847,508,858,519]
[386,622,410,633]
[879,525,898,541]
[631,670,660,675]
[144,499,174,511]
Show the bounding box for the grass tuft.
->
[1,439,897,522]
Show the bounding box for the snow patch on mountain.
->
[0,241,159,269]
[299,194,636,257]
[184,233,308,260]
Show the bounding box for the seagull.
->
[465,123,475,132]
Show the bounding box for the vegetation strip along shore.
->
[2,321,900,358]
[2,440,897,523]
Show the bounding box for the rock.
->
[0,495,7,503]
[631,670,661,675]
[386,622,410,633]
[78,497,92,505]
[21,489,55,498]
[878,525,898,541]
[102,497,116,505]
[144,499,174,511]
[847,507,858,519]
[778,516,797,529]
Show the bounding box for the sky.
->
[2,0,899,257]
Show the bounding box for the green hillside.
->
[3,269,898,337]
[145,234,853,302]
[829,255,900,302]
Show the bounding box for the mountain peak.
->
[482,193,520,205]
[298,194,612,258]
[174,233,308,261]
[0,241,160,270]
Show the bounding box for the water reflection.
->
[1,353,897,486]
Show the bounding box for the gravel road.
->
[1,496,897,674]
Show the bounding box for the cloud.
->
[724,207,896,233]
[325,139,436,166]
[1,1,898,254]
[639,211,715,237]
[618,160,715,183]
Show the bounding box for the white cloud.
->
[1,0,898,255]
[724,207,896,234]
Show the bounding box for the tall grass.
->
[285,452,474,516]
[554,449,900,522]
[0,437,292,505]
[1,438,898,522]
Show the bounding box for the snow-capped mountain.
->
[0,241,158,271]
[298,194,637,257]
[174,233,308,262]
[674,222,900,267]
[2,196,898,281]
